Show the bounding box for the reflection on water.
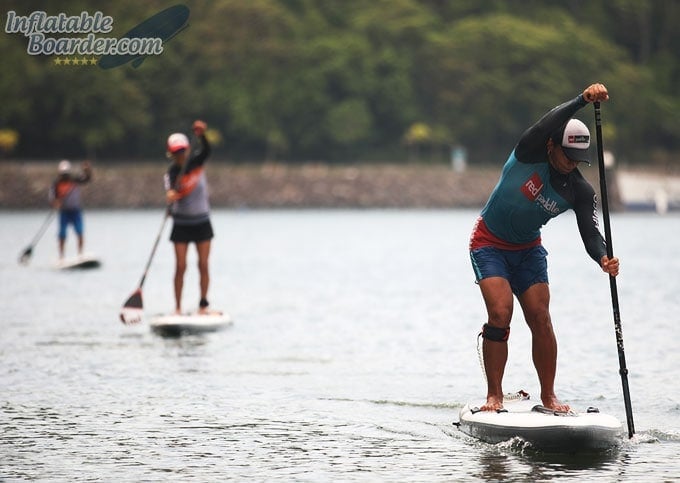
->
[1,209,679,480]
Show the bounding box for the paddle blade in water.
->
[120,290,143,324]
[18,247,32,265]
[120,307,143,325]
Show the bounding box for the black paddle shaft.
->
[136,210,170,289]
[19,210,56,263]
[594,101,635,438]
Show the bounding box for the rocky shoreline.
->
[5,159,662,211]
[2,161,505,210]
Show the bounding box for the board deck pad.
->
[149,312,232,337]
[54,253,101,270]
[457,391,622,452]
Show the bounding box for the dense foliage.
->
[1,0,678,165]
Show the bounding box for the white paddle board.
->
[457,391,622,452]
[149,312,232,337]
[54,253,101,270]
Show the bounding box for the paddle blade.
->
[18,247,32,265]
[120,289,143,325]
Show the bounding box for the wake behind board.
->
[54,253,101,270]
[149,312,232,337]
[457,392,622,452]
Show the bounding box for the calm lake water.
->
[1,209,679,481]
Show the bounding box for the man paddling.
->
[49,159,92,259]
[165,120,216,315]
[469,83,619,412]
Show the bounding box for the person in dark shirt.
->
[469,83,619,412]
[48,159,92,259]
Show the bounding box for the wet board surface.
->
[149,312,232,337]
[457,393,622,452]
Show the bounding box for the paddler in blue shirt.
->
[469,83,620,412]
[164,120,215,315]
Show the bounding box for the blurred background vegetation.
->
[1,0,678,166]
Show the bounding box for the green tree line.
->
[0,0,678,165]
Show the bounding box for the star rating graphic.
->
[53,56,99,66]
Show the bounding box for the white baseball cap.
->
[554,118,591,164]
[58,160,72,173]
[167,133,189,153]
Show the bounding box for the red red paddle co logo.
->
[568,134,589,144]
[521,173,543,201]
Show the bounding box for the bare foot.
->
[542,395,570,412]
[480,395,504,411]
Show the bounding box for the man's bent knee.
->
[482,323,510,342]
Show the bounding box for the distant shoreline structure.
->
[616,171,680,213]
[1,160,678,212]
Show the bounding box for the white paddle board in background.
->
[457,391,622,452]
[54,253,101,270]
[149,312,233,337]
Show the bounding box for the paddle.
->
[119,134,195,325]
[119,209,171,324]
[18,209,56,265]
[594,101,635,438]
